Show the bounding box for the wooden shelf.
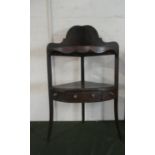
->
[52,81,114,91]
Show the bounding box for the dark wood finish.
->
[51,81,115,103]
[47,45,118,56]
[82,102,85,124]
[47,25,119,57]
[81,56,85,123]
[52,89,115,103]
[46,25,121,141]
[47,51,54,142]
[114,51,121,139]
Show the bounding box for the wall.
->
[30,0,125,121]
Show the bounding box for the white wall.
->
[30,0,125,121]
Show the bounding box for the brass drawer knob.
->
[53,93,58,97]
[110,92,114,95]
[91,94,96,98]
[73,94,78,99]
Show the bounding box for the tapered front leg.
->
[114,97,121,140]
[114,46,121,140]
[47,100,54,142]
[47,52,54,142]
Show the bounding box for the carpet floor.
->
[30,121,125,155]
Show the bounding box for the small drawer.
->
[52,90,115,103]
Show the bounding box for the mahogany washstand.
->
[47,25,121,140]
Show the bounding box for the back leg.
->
[82,102,85,123]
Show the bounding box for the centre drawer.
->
[52,90,115,103]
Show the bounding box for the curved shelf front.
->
[47,43,118,56]
[51,81,116,103]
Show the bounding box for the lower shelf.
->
[51,81,116,103]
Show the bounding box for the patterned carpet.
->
[30,121,125,155]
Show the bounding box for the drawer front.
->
[101,91,115,101]
[52,90,115,103]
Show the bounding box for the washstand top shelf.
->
[47,25,119,57]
